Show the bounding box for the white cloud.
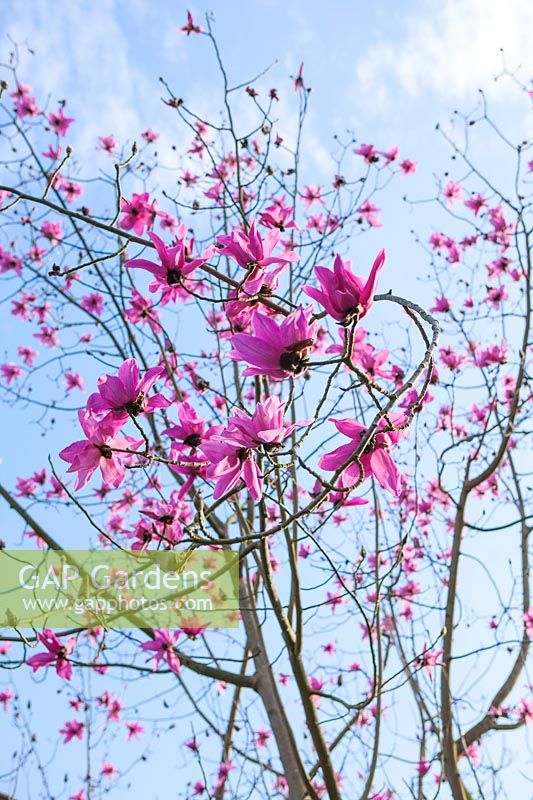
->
[1,0,192,160]
[356,0,533,109]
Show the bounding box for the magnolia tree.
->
[0,15,531,800]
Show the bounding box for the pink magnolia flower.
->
[357,347,392,380]
[124,288,163,332]
[486,255,512,279]
[14,94,40,118]
[442,180,462,207]
[10,82,30,99]
[97,134,117,154]
[255,728,271,747]
[26,630,76,680]
[486,286,508,309]
[59,719,85,743]
[87,358,169,423]
[126,721,144,740]
[357,199,381,227]
[440,346,468,372]
[159,211,179,234]
[217,760,235,781]
[40,220,63,245]
[525,608,533,638]
[416,644,445,679]
[0,247,22,275]
[185,736,199,752]
[140,629,181,673]
[518,697,533,723]
[465,193,487,216]
[0,689,13,711]
[228,306,318,380]
[101,761,117,780]
[120,192,158,236]
[180,10,204,34]
[474,341,507,367]
[399,159,416,174]
[303,250,386,324]
[309,675,325,706]
[430,295,451,313]
[1,362,23,384]
[326,326,373,370]
[141,128,159,142]
[353,143,378,163]
[294,62,305,91]
[258,198,298,231]
[318,414,406,496]
[137,494,187,545]
[381,145,399,164]
[459,743,481,766]
[28,244,47,264]
[80,292,104,315]
[34,326,60,347]
[216,219,298,285]
[48,108,74,136]
[301,185,323,208]
[429,231,449,250]
[202,397,298,501]
[56,177,82,203]
[59,411,142,490]
[126,231,212,304]
[107,698,123,721]
[17,346,38,367]
[240,261,289,298]
[69,791,86,800]
[65,372,85,392]
[163,402,206,451]
[181,623,205,640]
[42,144,62,160]
[15,478,33,498]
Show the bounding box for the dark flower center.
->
[125,393,147,417]
[167,269,182,285]
[279,338,314,375]
[263,441,282,453]
[183,433,202,448]
[98,445,113,459]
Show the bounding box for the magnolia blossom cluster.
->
[2,32,531,799]
[55,217,405,519]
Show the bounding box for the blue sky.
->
[0,1,532,798]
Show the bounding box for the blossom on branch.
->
[228,306,318,379]
[140,629,181,673]
[27,629,76,681]
[303,250,386,324]
[87,358,169,423]
[202,397,298,500]
[59,411,142,490]
[318,415,406,495]
[126,231,213,304]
